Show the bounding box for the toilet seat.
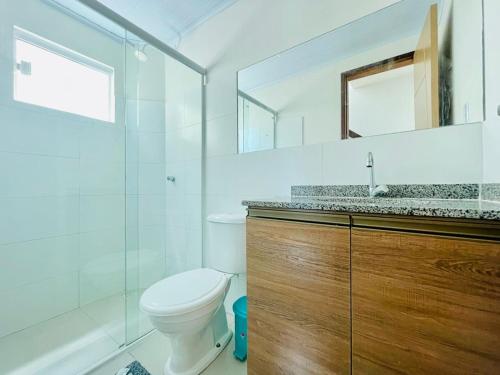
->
[140,268,228,316]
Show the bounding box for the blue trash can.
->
[232,296,247,361]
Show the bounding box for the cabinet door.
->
[247,218,351,375]
[352,228,500,374]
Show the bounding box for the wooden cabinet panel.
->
[352,228,500,374]
[247,218,351,375]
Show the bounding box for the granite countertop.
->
[242,184,500,221]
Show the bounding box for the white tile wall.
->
[163,58,203,279]
[0,152,79,197]
[0,104,80,158]
[79,120,126,305]
[79,195,125,233]
[0,0,204,351]
[0,196,80,245]
[136,100,166,133]
[0,107,128,336]
[79,160,125,195]
[0,272,79,337]
[321,124,483,185]
[0,235,79,293]
[206,113,238,158]
[79,228,125,305]
[125,94,168,340]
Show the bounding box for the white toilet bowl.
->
[140,213,246,375]
[140,268,232,375]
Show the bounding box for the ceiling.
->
[50,0,237,46]
[102,0,238,45]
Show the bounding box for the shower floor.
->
[0,293,150,375]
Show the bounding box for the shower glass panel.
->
[124,31,169,344]
[0,0,203,373]
[124,31,204,344]
[0,0,127,373]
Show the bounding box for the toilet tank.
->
[206,213,246,274]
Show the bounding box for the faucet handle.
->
[372,184,389,197]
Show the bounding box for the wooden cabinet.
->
[247,217,351,375]
[246,209,500,375]
[351,228,500,374]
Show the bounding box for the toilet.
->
[140,213,246,375]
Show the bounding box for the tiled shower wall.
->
[0,0,204,340]
[164,57,203,277]
[0,0,127,338]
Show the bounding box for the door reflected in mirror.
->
[342,52,416,138]
[237,0,484,152]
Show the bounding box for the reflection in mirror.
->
[342,52,416,138]
[237,91,304,152]
[238,90,277,153]
[237,0,484,153]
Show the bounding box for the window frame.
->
[12,26,116,123]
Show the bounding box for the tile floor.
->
[88,314,247,375]
[0,293,246,375]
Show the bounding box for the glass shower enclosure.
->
[0,0,204,373]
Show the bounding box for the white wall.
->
[450,0,484,124]
[482,0,500,183]
[179,0,485,309]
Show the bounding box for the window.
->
[13,27,115,122]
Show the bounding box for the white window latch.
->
[16,60,32,75]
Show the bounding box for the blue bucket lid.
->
[232,296,247,318]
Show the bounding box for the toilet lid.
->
[140,268,227,316]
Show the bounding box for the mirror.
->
[237,0,484,153]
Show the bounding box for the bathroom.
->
[0,0,499,374]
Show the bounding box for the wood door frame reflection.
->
[341,51,415,139]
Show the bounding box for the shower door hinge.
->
[203,74,208,86]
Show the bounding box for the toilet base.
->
[164,330,232,375]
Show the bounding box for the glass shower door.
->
[0,0,127,373]
[0,1,204,373]
[124,32,204,344]
[124,30,168,343]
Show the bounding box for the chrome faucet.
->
[366,152,388,198]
